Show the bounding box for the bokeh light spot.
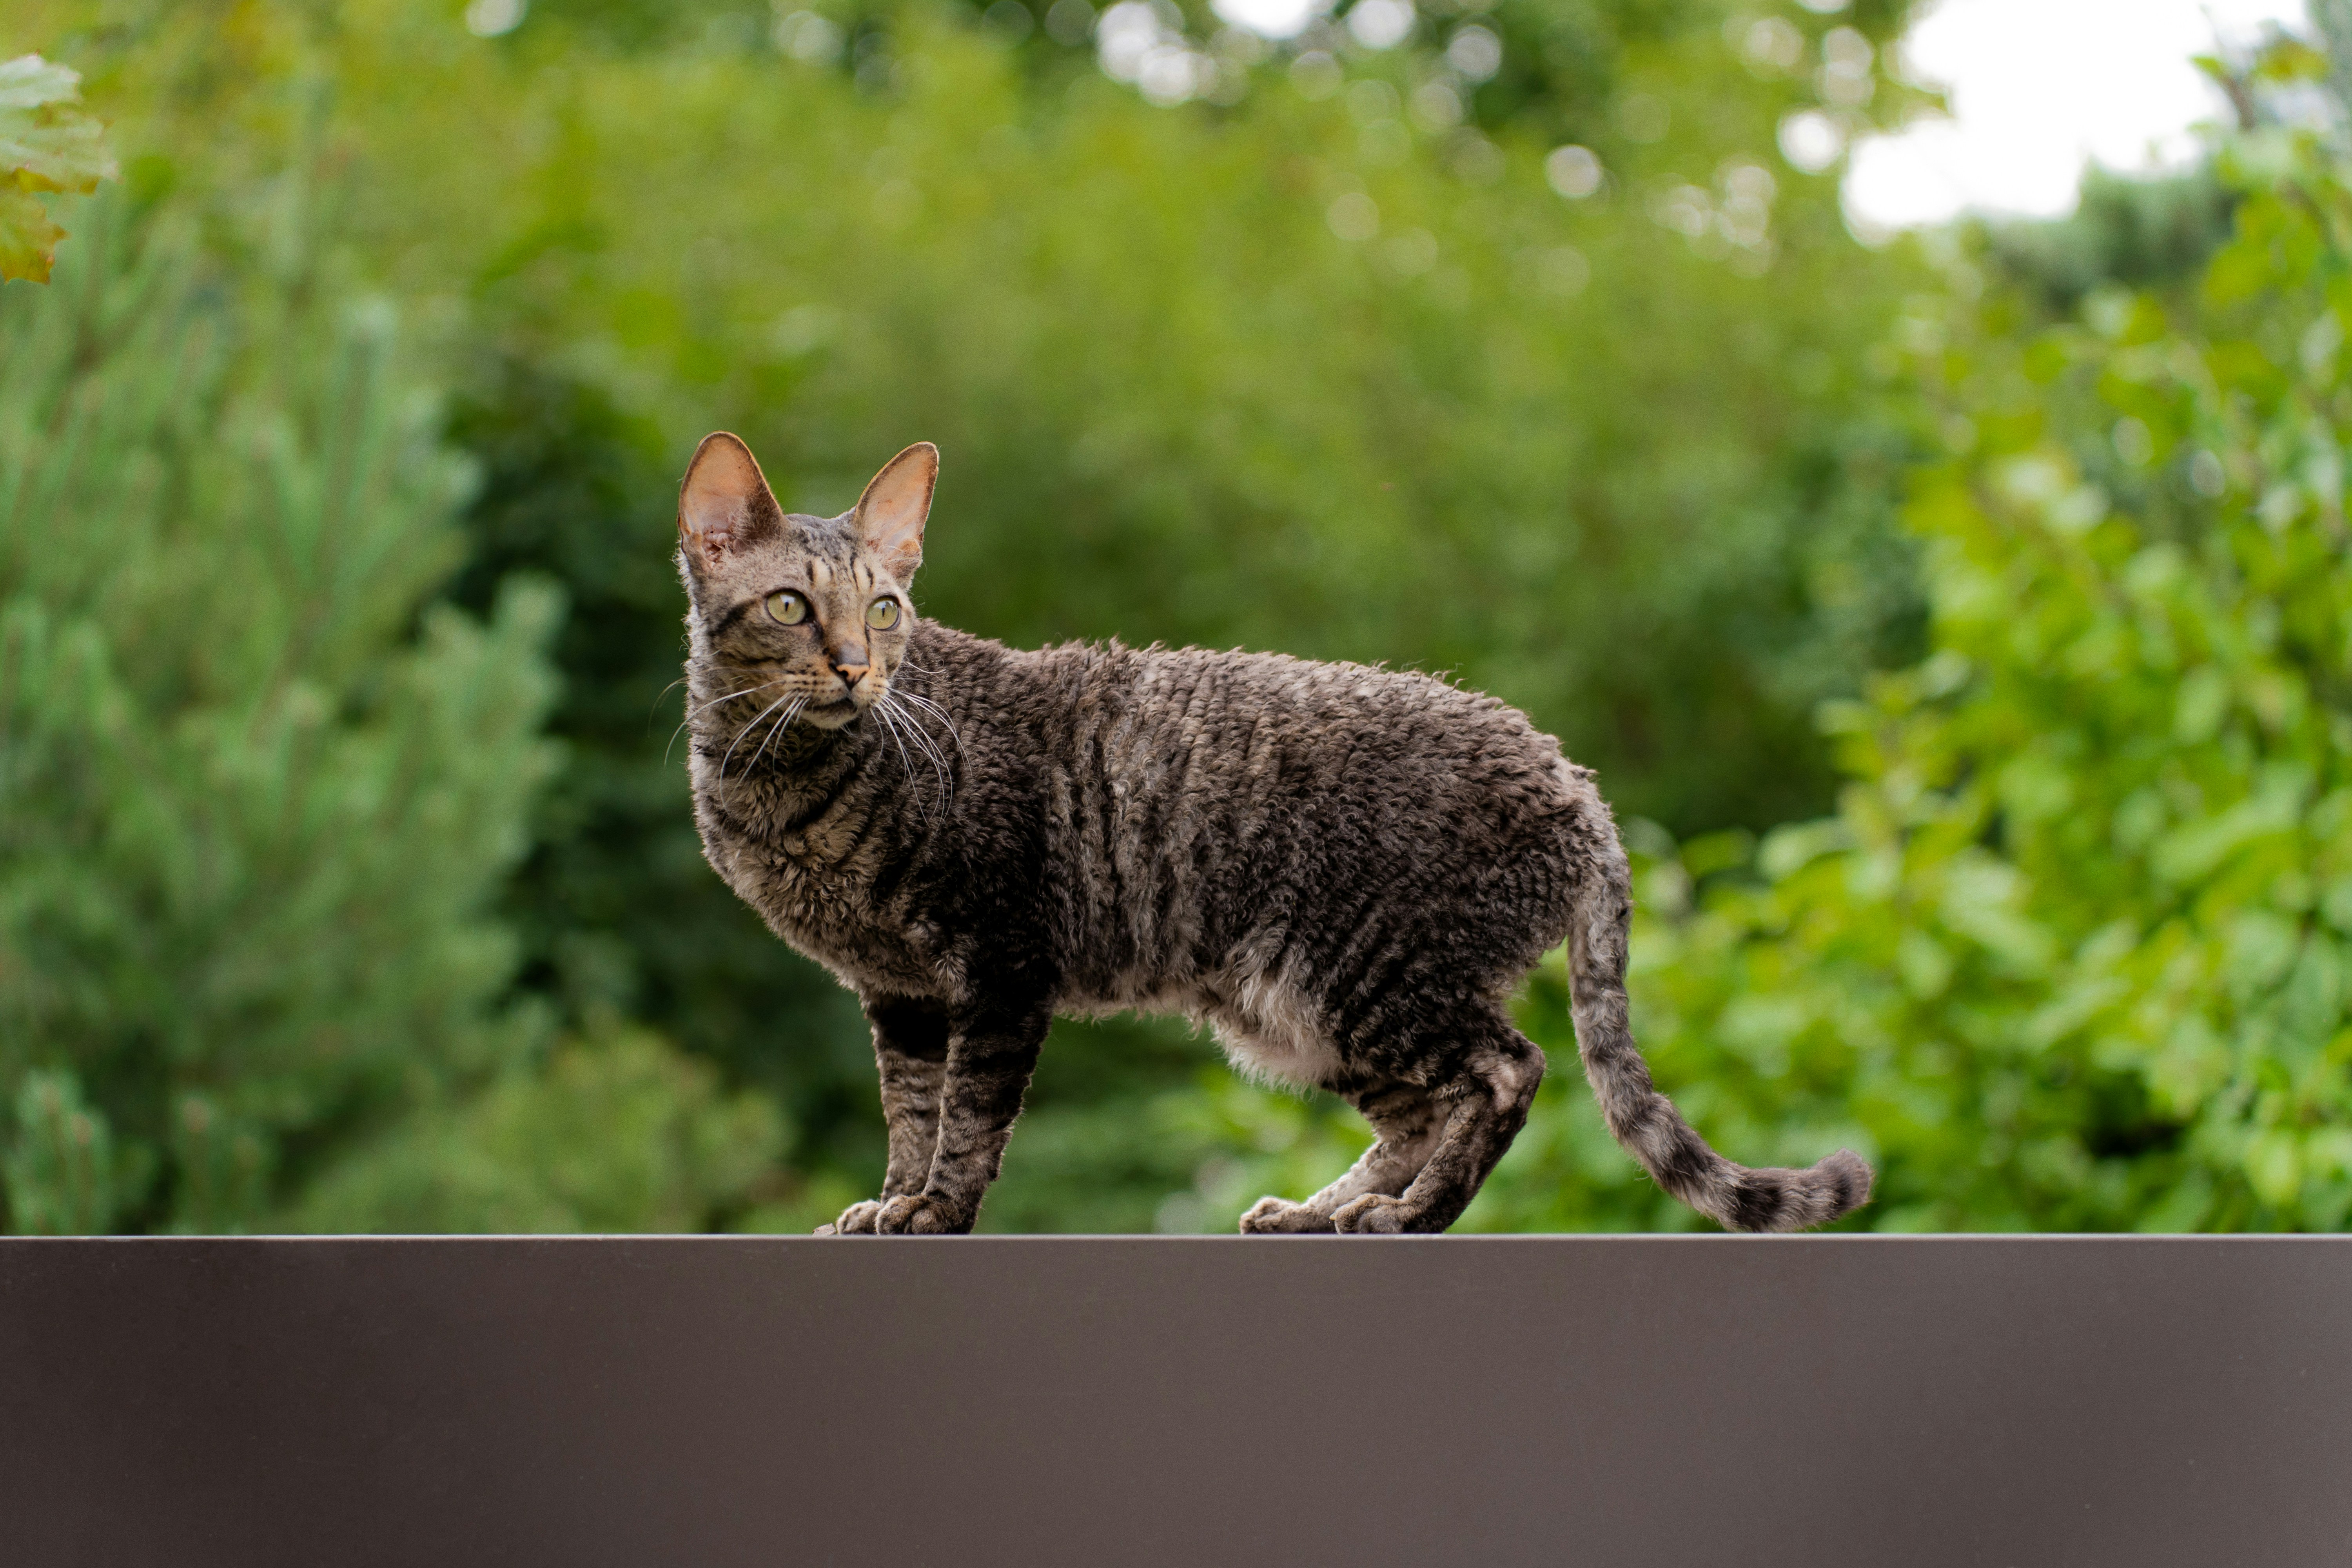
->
[464,0,526,38]
[1445,24,1502,81]
[1212,0,1326,40]
[1327,191,1380,241]
[773,10,843,61]
[1290,49,1343,98]
[1778,109,1843,173]
[1544,145,1602,199]
[1347,0,1416,51]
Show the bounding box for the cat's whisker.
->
[870,699,930,823]
[902,691,960,795]
[664,677,788,766]
[744,699,787,775]
[721,690,798,780]
[748,697,808,775]
[647,676,688,726]
[875,710,917,827]
[890,681,945,713]
[880,679,959,765]
[891,687,964,755]
[883,690,954,813]
[688,678,784,720]
[899,698,954,814]
[875,689,926,775]
[887,695,951,819]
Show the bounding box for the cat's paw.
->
[875,1194,967,1235]
[1332,1194,1409,1234]
[1238,1196,1336,1234]
[819,1199,888,1236]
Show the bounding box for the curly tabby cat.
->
[677,434,1872,1235]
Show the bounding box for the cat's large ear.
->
[679,432,783,568]
[854,442,936,583]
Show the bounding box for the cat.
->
[676,433,1873,1236]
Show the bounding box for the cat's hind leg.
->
[1331,1014,1544,1235]
[1238,1081,1447,1235]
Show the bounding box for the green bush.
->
[0,197,779,1232]
[19,0,2343,1235]
[292,1027,783,1233]
[1476,60,2352,1233]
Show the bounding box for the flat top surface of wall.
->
[4,1235,2348,1568]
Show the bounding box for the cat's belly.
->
[1064,953,1343,1091]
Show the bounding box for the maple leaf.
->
[0,55,118,285]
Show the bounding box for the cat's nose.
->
[828,640,869,684]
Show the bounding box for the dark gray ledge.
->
[4,1235,2348,1567]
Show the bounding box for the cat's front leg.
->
[870,999,1049,1236]
[823,993,951,1236]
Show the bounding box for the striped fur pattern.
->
[677,434,1873,1235]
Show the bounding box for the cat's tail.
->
[1563,796,1873,1232]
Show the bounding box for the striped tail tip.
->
[1717,1147,1875,1234]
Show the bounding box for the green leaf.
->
[0,56,113,192]
[0,54,79,112]
[0,55,117,284]
[0,182,64,283]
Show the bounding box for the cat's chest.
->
[701,796,947,995]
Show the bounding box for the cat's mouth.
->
[802,693,865,729]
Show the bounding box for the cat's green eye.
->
[865,597,901,631]
[765,590,809,626]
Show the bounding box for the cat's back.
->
[961,635,1580,958]
[1071,639,1573,821]
[911,625,1580,844]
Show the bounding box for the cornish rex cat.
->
[676,434,1871,1235]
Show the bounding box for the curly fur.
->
[676,434,1873,1235]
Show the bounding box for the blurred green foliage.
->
[1467,35,2352,1232]
[1982,162,2238,315]
[292,1027,782,1232]
[2,0,2340,1234]
[0,183,777,1232]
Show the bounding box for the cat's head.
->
[676,434,934,731]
